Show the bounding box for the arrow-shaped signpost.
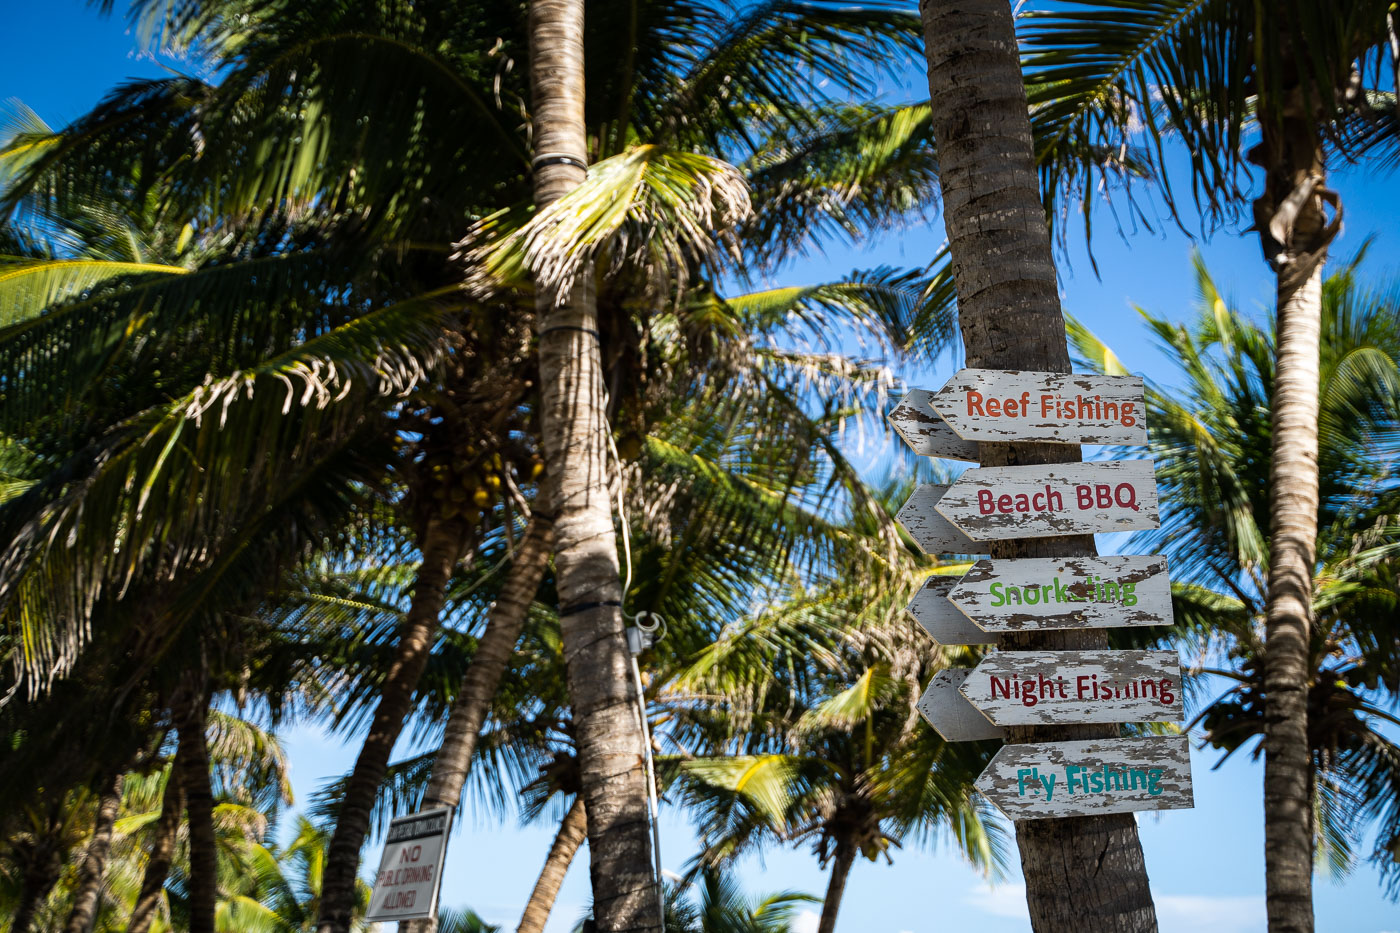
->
[949,556,1174,633]
[888,390,981,461]
[890,368,1192,822]
[975,736,1193,820]
[916,670,1004,742]
[895,484,986,556]
[906,576,992,646]
[927,369,1148,446]
[934,460,1159,540]
[958,650,1183,726]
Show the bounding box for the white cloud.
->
[964,882,1030,921]
[791,908,820,933]
[1156,894,1264,933]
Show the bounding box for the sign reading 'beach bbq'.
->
[889,368,1193,822]
[933,460,1160,540]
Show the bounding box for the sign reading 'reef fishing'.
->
[928,369,1148,446]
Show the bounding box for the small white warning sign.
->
[364,807,451,922]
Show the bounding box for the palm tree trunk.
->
[528,1,660,931]
[128,761,184,933]
[423,507,555,813]
[517,796,588,933]
[816,842,856,933]
[61,771,124,933]
[180,696,218,933]
[317,516,471,933]
[399,510,553,933]
[918,3,1157,931]
[1255,118,1330,933]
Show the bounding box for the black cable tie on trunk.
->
[532,153,589,171]
[558,599,622,618]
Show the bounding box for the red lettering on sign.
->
[967,390,985,416]
[1076,485,1093,510]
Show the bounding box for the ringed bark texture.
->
[528,0,661,930]
[128,762,184,933]
[918,1,1157,930]
[62,771,124,933]
[1257,134,1327,933]
[516,796,589,933]
[316,517,471,933]
[180,699,218,933]
[816,841,856,933]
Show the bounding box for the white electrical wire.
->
[607,430,666,930]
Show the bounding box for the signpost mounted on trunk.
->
[949,556,1174,632]
[926,369,1148,446]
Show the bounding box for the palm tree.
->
[1070,251,1400,899]
[914,2,1159,929]
[1023,5,1400,926]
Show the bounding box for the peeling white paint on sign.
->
[959,649,1183,726]
[976,736,1193,820]
[917,669,1005,742]
[950,556,1174,632]
[929,369,1148,445]
[888,390,981,461]
[896,484,988,555]
[907,576,993,646]
[934,460,1160,540]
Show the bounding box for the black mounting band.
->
[559,599,622,618]
[532,153,589,171]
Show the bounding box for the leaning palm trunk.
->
[918,2,1157,930]
[1254,112,1333,933]
[180,697,218,933]
[62,771,124,933]
[527,1,661,930]
[128,761,184,933]
[400,509,554,933]
[317,517,471,933]
[423,507,554,813]
[516,796,588,933]
[816,841,856,933]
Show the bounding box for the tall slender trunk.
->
[816,841,856,933]
[62,771,124,933]
[917,2,1157,930]
[1254,108,1331,933]
[180,696,218,933]
[517,796,588,933]
[528,1,660,931]
[316,517,471,933]
[128,761,184,933]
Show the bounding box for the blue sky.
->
[3,2,1399,932]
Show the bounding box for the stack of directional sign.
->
[890,370,1193,820]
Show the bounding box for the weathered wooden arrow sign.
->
[950,556,1174,632]
[896,484,988,555]
[934,460,1159,540]
[888,390,980,462]
[928,369,1147,446]
[976,735,1193,820]
[907,576,992,646]
[959,649,1182,726]
[916,669,1005,742]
